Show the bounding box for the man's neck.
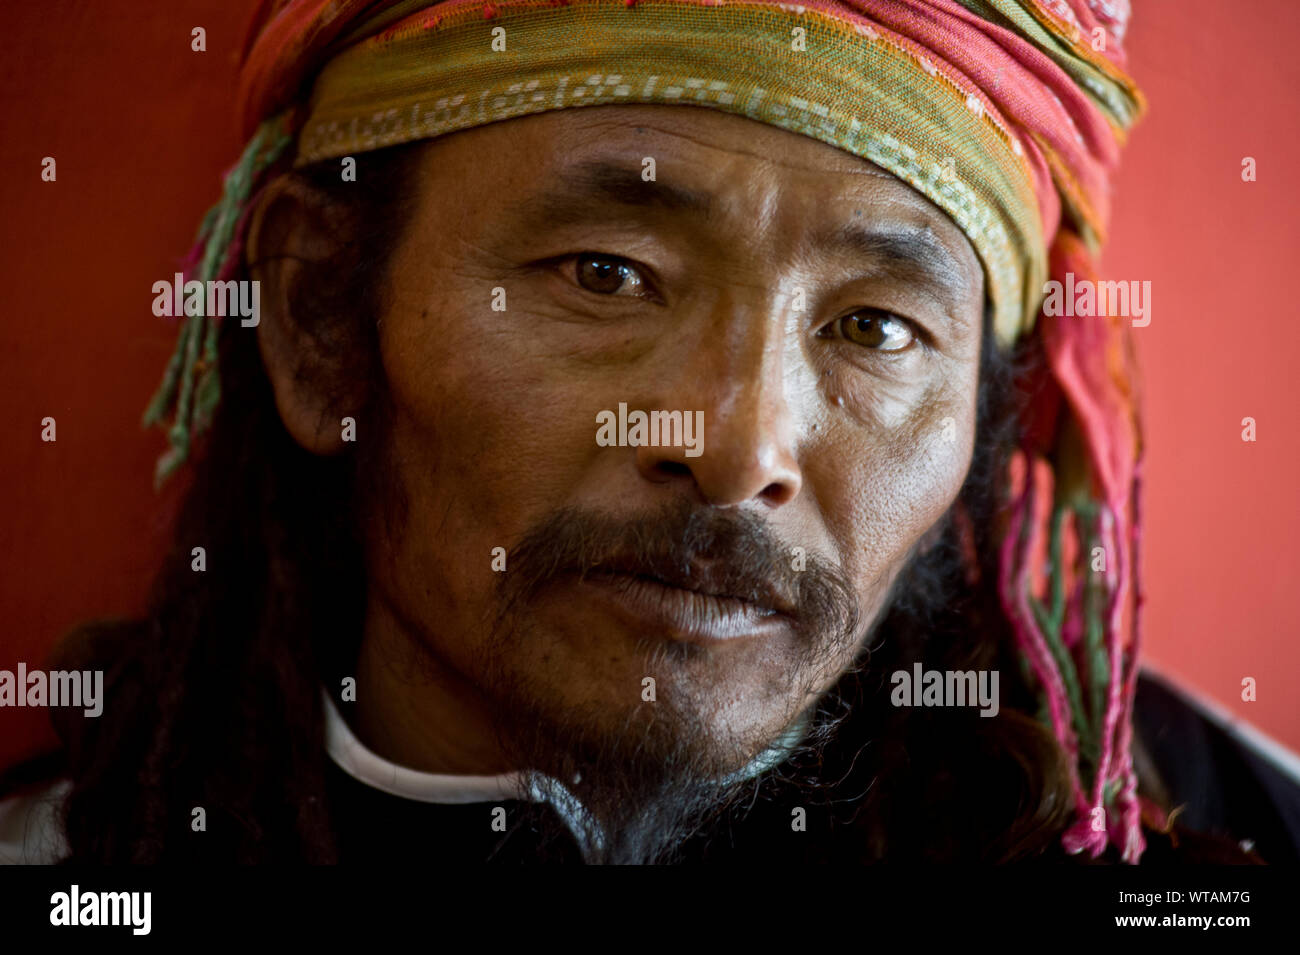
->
[351,593,516,776]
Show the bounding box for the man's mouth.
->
[572,562,798,644]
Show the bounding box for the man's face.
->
[354,105,985,786]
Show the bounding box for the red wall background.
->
[2,0,1297,771]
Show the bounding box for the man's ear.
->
[244,173,369,456]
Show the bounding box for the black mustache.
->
[496,497,861,642]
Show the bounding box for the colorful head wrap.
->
[144,0,1148,860]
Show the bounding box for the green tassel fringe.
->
[141,112,295,488]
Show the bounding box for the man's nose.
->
[634,318,803,509]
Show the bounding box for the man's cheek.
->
[828,404,975,595]
[383,397,584,580]
[380,303,569,481]
[909,402,979,512]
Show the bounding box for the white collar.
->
[322,687,809,857]
[321,689,603,855]
[321,688,529,804]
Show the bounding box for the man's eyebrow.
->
[506,162,970,296]
[510,159,713,225]
[810,222,966,288]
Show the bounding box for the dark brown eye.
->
[836,310,915,351]
[574,254,646,296]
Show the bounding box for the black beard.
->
[477,496,867,864]
[492,688,862,865]
[502,722,756,865]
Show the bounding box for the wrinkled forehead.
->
[404,104,985,308]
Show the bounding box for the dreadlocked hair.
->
[51,145,425,863]
[41,139,1083,864]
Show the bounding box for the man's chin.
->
[488,681,804,863]
[487,604,830,766]
[495,658,811,774]
[477,587,844,862]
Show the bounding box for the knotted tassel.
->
[1008,229,1144,861]
[142,110,297,488]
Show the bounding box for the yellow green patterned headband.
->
[297,0,1046,345]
